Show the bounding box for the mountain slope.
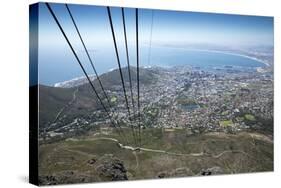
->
[38,67,158,129]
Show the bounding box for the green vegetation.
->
[219,120,233,127]
[99,67,158,87]
[110,96,117,103]
[221,111,229,116]
[176,95,197,106]
[244,114,256,121]
[39,85,77,127]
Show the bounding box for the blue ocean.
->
[150,47,265,68]
[38,46,265,86]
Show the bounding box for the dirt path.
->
[139,147,204,157]
[212,150,250,158]
[132,151,139,170]
[71,137,248,159]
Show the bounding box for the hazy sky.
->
[36,2,273,85]
[39,2,273,49]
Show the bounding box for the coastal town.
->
[140,65,273,134]
[39,56,273,143]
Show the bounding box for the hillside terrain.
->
[38,65,273,185]
[38,67,158,132]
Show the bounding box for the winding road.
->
[75,137,250,159]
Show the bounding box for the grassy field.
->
[39,128,273,185]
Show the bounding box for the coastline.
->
[182,48,270,67]
[52,47,269,87]
[153,45,270,67]
[53,74,96,88]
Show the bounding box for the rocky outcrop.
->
[95,154,128,181]
[38,154,128,185]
